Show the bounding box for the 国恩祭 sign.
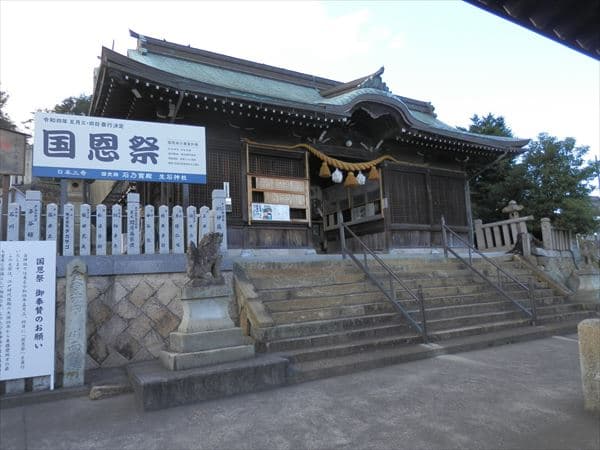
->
[33,112,206,184]
[0,241,56,386]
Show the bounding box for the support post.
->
[337,211,346,257]
[528,277,537,326]
[441,215,448,258]
[540,218,553,250]
[417,285,428,344]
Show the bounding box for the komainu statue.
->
[186,232,224,286]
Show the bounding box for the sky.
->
[1,0,599,188]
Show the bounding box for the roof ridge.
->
[129,30,340,91]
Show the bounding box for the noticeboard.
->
[33,112,206,184]
[0,128,27,175]
[0,241,56,384]
[251,203,290,221]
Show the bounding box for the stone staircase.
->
[235,256,598,383]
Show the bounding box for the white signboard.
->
[0,241,56,384]
[33,112,206,184]
[251,203,290,221]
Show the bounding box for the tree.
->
[0,89,17,130]
[520,133,597,234]
[48,94,91,115]
[466,113,523,224]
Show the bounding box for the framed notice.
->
[33,112,206,184]
[0,241,56,386]
[251,203,290,221]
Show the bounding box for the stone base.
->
[169,328,251,353]
[159,344,255,371]
[127,355,288,411]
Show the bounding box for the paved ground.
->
[1,334,598,450]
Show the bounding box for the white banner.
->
[0,241,56,383]
[251,203,290,221]
[33,112,206,184]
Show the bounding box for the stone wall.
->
[54,272,233,375]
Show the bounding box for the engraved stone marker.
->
[186,206,198,248]
[46,203,58,242]
[212,189,227,253]
[96,205,107,255]
[25,190,41,241]
[159,205,169,254]
[62,259,87,388]
[111,205,122,255]
[79,204,91,255]
[199,206,210,239]
[63,204,74,256]
[172,206,184,254]
[126,193,140,255]
[144,205,155,254]
[7,203,19,241]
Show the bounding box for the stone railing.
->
[0,189,227,261]
[540,217,573,251]
[473,216,533,255]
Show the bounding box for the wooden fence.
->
[0,189,228,257]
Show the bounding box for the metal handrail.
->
[336,212,428,342]
[440,216,537,325]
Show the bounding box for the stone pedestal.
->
[159,285,255,371]
[578,319,600,414]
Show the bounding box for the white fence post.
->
[158,205,169,254]
[46,204,58,242]
[199,206,210,239]
[7,203,20,241]
[144,205,155,254]
[25,190,42,241]
[96,205,107,256]
[172,206,184,254]
[62,204,75,256]
[79,204,91,256]
[111,205,122,256]
[212,189,227,253]
[126,193,140,255]
[186,206,197,249]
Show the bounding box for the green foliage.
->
[0,89,17,130]
[467,113,521,223]
[468,113,513,137]
[48,94,91,115]
[468,114,598,235]
[519,133,597,234]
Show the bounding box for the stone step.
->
[408,300,521,321]
[287,318,570,384]
[260,282,379,303]
[271,301,396,325]
[264,290,386,312]
[537,309,597,324]
[425,310,529,332]
[264,285,561,316]
[398,291,565,310]
[255,312,404,341]
[249,269,364,289]
[262,323,413,353]
[283,333,424,363]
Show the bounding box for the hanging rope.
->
[244,139,399,171]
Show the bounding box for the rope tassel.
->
[319,161,331,178]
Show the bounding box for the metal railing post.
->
[417,285,428,343]
[441,215,448,258]
[528,277,538,326]
[337,211,346,258]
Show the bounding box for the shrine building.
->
[89,30,528,253]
